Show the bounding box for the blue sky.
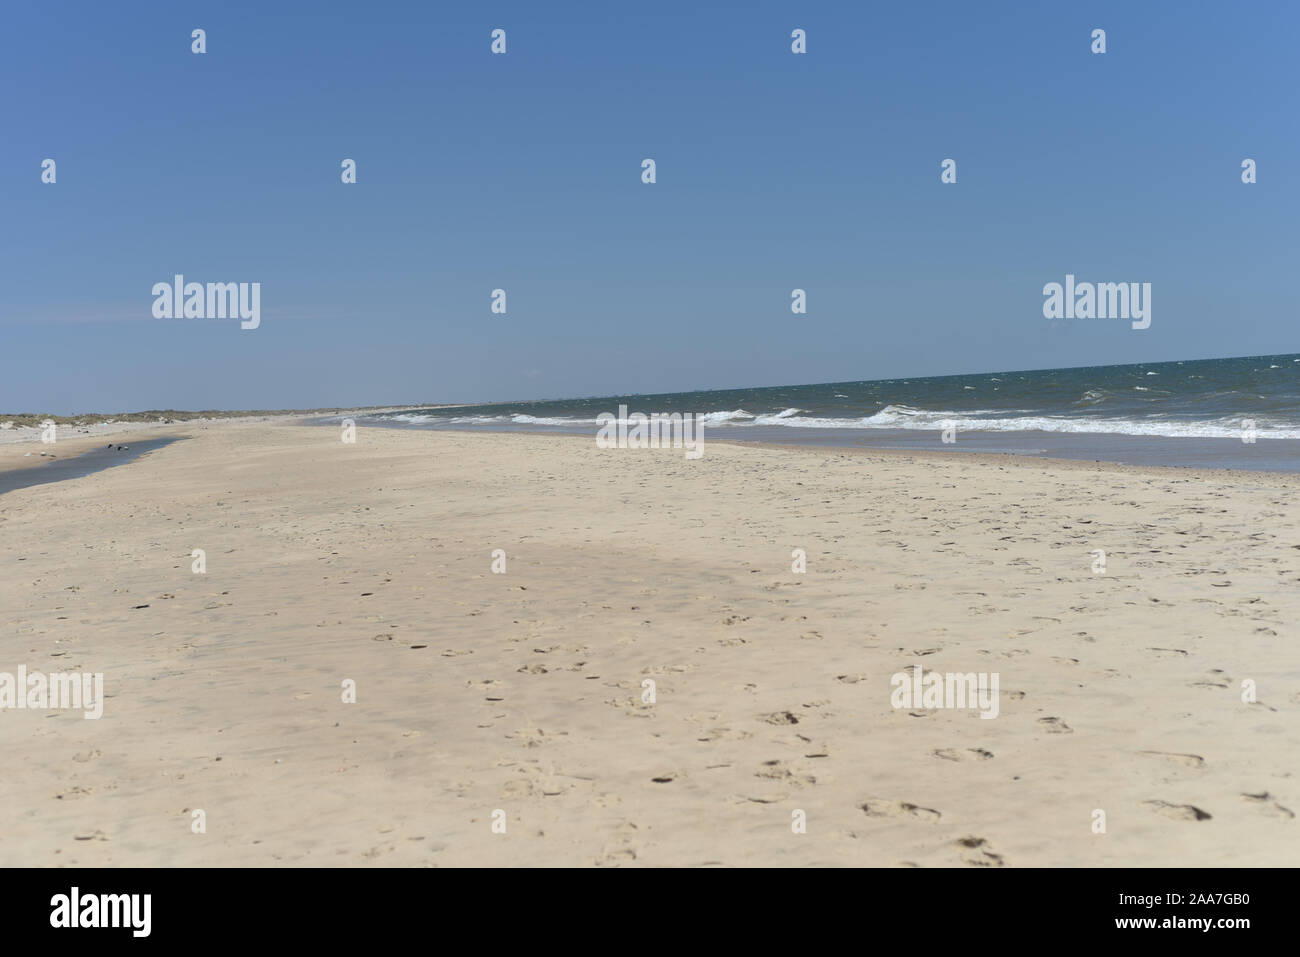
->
[2,1,1296,412]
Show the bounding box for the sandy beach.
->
[1,420,1296,867]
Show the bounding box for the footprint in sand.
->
[755,760,816,788]
[742,792,790,805]
[859,799,941,822]
[697,726,752,743]
[933,748,994,762]
[1241,792,1295,819]
[505,727,550,748]
[1037,717,1072,734]
[1143,799,1212,821]
[1190,670,1231,689]
[1138,751,1206,768]
[603,695,651,714]
[595,845,637,865]
[954,835,1005,867]
[594,821,641,866]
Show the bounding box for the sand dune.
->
[1,421,1296,866]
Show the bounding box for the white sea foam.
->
[699,409,756,423]
[375,406,1300,440]
[510,414,597,426]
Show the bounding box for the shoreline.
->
[6,417,1300,489]
[6,417,1300,488]
[312,416,1300,483]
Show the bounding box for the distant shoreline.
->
[0,406,468,447]
[0,404,466,427]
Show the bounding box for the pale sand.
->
[0,417,280,447]
[1,421,1296,866]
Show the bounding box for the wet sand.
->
[349,417,1300,473]
[0,439,184,496]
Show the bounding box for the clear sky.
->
[3,1,1296,413]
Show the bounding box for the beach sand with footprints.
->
[1,420,1296,865]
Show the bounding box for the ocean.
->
[357,354,1300,472]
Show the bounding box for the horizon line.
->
[6,349,1297,419]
